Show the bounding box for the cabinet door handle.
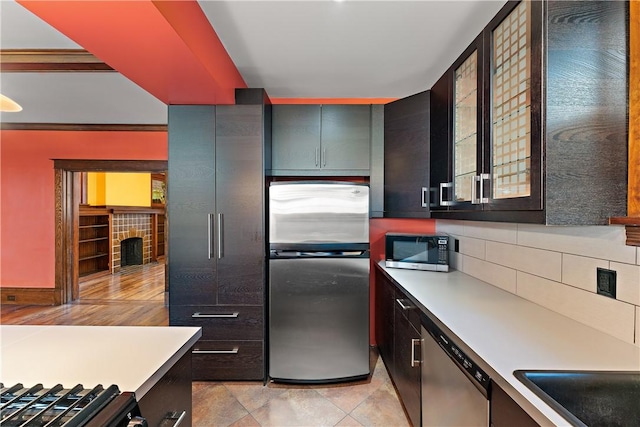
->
[411,338,422,367]
[191,312,239,318]
[421,187,428,208]
[315,147,319,166]
[479,173,490,204]
[217,213,224,259]
[207,214,214,259]
[162,410,187,427]
[471,175,481,205]
[193,348,239,354]
[439,182,454,206]
[396,298,414,310]
[322,148,326,167]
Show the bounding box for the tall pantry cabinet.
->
[167,103,267,381]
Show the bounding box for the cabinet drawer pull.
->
[193,347,239,354]
[411,338,422,367]
[396,298,414,310]
[163,410,187,427]
[191,312,239,318]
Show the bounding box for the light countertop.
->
[0,325,202,399]
[377,262,640,426]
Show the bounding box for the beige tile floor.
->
[192,351,411,427]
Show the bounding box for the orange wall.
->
[0,130,167,288]
[369,217,437,344]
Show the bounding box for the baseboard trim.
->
[0,287,62,305]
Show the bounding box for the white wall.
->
[436,220,640,347]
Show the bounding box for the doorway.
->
[53,159,168,303]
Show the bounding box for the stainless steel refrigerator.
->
[268,181,370,383]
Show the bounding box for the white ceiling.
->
[0,0,507,125]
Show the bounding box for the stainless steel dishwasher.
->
[421,316,490,426]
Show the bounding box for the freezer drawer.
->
[269,257,370,382]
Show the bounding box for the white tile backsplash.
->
[562,254,608,292]
[462,255,517,294]
[436,219,465,237]
[517,246,562,281]
[516,272,636,344]
[459,236,486,259]
[463,221,518,244]
[517,224,636,264]
[611,262,640,306]
[485,241,519,268]
[439,220,640,347]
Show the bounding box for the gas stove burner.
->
[0,383,145,427]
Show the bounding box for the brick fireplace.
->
[111,213,152,273]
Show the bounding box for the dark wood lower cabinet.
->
[137,349,193,427]
[393,304,421,427]
[375,266,421,426]
[490,381,539,427]
[191,341,264,381]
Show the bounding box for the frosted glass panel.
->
[492,0,531,200]
[454,50,478,202]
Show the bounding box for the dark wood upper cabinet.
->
[429,0,628,224]
[383,90,431,218]
[270,104,372,176]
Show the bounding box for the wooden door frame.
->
[54,160,168,303]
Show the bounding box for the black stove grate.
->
[0,382,121,427]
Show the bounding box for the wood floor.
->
[0,262,168,326]
[1,261,411,427]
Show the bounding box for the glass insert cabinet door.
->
[484,0,542,211]
[453,49,480,205]
[491,0,531,201]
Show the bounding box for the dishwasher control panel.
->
[423,316,490,393]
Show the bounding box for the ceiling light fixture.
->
[0,94,23,112]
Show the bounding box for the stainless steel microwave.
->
[385,233,449,272]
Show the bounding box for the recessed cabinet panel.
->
[168,105,217,306]
[215,105,265,305]
[384,91,431,218]
[321,105,371,170]
[271,105,321,171]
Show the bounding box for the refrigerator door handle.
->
[217,213,224,259]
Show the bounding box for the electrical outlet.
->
[454,238,460,253]
[596,268,617,299]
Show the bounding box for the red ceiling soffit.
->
[17,0,246,105]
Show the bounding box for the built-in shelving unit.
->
[78,208,111,276]
[154,213,166,259]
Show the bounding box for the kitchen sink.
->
[513,370,640,427]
